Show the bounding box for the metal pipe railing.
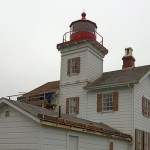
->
[62,29,103,45]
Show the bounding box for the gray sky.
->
[0,0,150,99]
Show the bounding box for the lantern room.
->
[62,12,103,45]
[70,12,97,41]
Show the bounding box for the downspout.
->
[128,83,134,148]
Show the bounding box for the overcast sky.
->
[0,0,150,99]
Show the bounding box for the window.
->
[66,97,79,114]
[5,110,9,117]
[69,97,76,114]
[102,93,113,111]
[136,129,143,150]
[135,129,150,150]
[97,92,118,112]
[71,58,77,73]
[67,57,80,75]
[142,96,150,117]
[144,132,149,150]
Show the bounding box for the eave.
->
[84,82,137,91]
[38,114,132,142]
[57,38,108,55]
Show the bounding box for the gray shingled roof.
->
[1,98,131,141]
[85,65,150,90]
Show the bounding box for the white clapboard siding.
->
[41,126,130,150]
[0,102,130,150]
[61,49,88,85]
[0,105,40,150]
[87,50,103,82]
[41,126,67,150]
[59,83,87,119]
[134,76,150,132]
[60,42,104,85]
[86,88,133,134]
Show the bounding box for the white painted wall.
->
[59,83,87,119]
[60,48,88,85]
[0,103,131,150]
[42,125,131,150]
[0,105,41,150]
[86,88,133,135]
[134,75,150,131]
[87,49,103,82]
[59,85,133,135]
[60,41,104,86]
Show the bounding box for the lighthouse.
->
[57,12,108,117]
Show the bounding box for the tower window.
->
[67,57,80,75]
[69,97,76,114]
[71,58,77,73]
[66,97,79,114]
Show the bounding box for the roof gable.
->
[0,97,40,123]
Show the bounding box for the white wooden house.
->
[0,98,131,150]
[1,12,150,150]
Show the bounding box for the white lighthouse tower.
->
[57,12,108,118]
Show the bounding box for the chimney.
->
[122,47,135,69]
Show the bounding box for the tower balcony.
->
[63,29,103,46]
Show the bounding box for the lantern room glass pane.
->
[70,22,96,33]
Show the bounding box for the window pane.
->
[71,58,77,73]
[69,98,76,114]
[102,93,113,111]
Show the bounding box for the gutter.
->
[84,82,137,91]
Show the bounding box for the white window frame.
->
[69,97,76,114]
[71,58,77,74]
[102,93,113,112]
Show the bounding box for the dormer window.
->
[67,57,80,75]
